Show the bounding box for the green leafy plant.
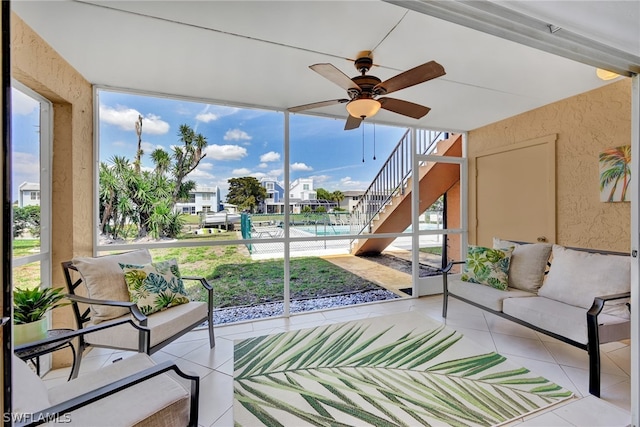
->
[13,286,68,325]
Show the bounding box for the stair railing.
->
[350,129,447,235]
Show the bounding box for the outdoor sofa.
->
[442,238,631,397]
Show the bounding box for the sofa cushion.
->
[120,259,190,315]
[72,249,153,322]
[503,296,630,345]
[493,238,552,292]
[462,245,513,290]
[447,274,535,311]
[538,245,630,318]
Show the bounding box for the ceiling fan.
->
[288,52,445,130]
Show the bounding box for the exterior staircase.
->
[351,133,462,255]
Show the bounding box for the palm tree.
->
[599,145,631,202]
[331,190,344,205]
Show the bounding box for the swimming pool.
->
[295,225,353,236]
[294,222,441,236]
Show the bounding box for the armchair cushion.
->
[461,245,513,290]
[12,354,50,414]
[86,301,208,350]
[13,352,193,426]
[121,259,190,315]
[493,238,552,292]
[538,245,630,318]
[72,249,152,322]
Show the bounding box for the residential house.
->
[261,177,336,213]
[340,190,364,212]
[17,181,40,208]
[174,185,222,215]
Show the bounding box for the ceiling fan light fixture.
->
[346,98,381,119]
[596,68,620,81]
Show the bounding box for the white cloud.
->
[339,176,368,190]
[12,90,39,115]
[258,163,268,169]
[12,152,39,174]
[195,112,219,123]
[204,144,247,160]
[269,169,283,178]
[223,129,252,141]
[309,175,330,185]
[251,172,268,179]
[197,161,214,171]
[100,104,170,135]
[188,168,215,180]
[232,168,252,175]
[141,141,164,153]
[260,151,280,162]
[291,162,313,172]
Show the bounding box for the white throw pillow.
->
[493,238,552,292]
[538,245,630,318]
[72,249,153,322]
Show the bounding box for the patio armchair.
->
[62,249,214,379]
[12,320,199,427]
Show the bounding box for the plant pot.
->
[14,318,48,345]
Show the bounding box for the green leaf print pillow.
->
[120,259,190,315]
[461,245,514,290]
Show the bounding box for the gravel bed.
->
[212,289,400,325]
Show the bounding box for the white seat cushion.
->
[447,274,535,312]
[47,353,191,426]
[86,302,207,350]
[502,296,630,345]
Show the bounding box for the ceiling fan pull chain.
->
[373,122,376,160]
[362,124,365,163]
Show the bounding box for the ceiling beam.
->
[386,0,640,76]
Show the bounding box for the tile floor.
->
[42,296,632,427]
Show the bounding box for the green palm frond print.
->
[234,313,572,427]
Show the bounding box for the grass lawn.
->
[149,245,381,308]
[13,234,385,309]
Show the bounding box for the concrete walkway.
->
[321,254,411,297]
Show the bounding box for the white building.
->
[261,177,338,214]
[174,185,222,215]
[18,182,40,207]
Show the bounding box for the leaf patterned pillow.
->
[120,259,190,315]
[461,245,513,290]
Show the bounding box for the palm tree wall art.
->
[599,145,631,202]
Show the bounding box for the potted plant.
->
[13,286,68,345]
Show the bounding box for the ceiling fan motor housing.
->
[350,75,384,99]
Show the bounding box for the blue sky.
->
[12,87,410,200]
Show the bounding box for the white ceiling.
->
[11,0,640,132]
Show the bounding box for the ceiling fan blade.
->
[374,60,445,95]
[379,97,431,119]
[288,98,349,113]
[344,115,362,130]
[310,63,361,91]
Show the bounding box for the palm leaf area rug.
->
[233,312,573,427]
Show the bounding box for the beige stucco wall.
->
[468,79,632,252]
[12,13,94,366]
